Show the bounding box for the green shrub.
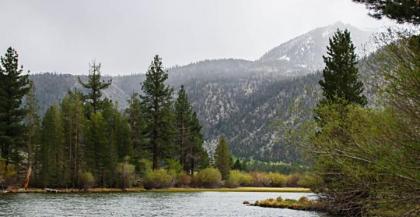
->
[176,171,192,187]
[297,174,320,188]
[0,160,17,186]
[136,159,152,178]
[143,169,173,189]
[250,172,270,187]
[166,159,182,178]
[225,170,252,187]
[115,161,136,189]
[80,171,95,190]
[286,174,300,187]
[193,168,221,188]
[267,172,287,187]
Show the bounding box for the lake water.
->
[0,192,329,217]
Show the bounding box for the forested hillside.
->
[30,22,374,163]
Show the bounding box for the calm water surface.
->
[0,192,329,217]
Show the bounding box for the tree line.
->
[0,53,237,189]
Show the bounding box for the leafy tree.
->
[78,62,111,114]
[319,29,367,107]
[353,0,420,24]
[140,55,174,170]
[126,93,147,159]
[61,90,85,187]
[39,105,64,187]
[215,136,231,180]
[308,33,420,216]
[0,47,30,169]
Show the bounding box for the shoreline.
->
[2,187,311,194]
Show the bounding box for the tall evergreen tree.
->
[174,85,193,169]
[0,47,30,169]
[113,111,131,160]
[126,93,147,160]
[140,55,174,170]
[78,62,111,114]
[215,136,231,180]
[61,90,85,187]
[185,112,208,174]
[319,29,367,107]
[174,87,207,174]
[39,105,64,187]
[84,112,114,187]
[23,83,41,188]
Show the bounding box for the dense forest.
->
[0,52,212,189]
[0,51,310,190]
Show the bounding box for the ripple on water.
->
[0,192,329,217]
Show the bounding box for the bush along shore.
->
[3,187,311,194]
[248,196,325,212]
[2,167,314,193]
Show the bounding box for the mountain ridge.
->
[31,22,375,162]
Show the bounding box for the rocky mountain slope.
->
[31,22,375,162]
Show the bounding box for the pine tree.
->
[353,0,420,24]
[39,105,64,187]
[126,93,147,160]
[232,159,242,170]
[113,111,131,160]
[140,55,174,170]
[319,29,367,106]
[174,85,193,169]
[84,112,114,187]
[78,62,112,114]
[0,47,30,169]
[215,136,231,180]
[61,90,85,187]
[23,83,41,188]
[185,112,208,174]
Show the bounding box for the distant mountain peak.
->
[258,22,373,75]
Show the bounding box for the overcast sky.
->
[0,0,396,75]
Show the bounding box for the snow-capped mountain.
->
[257,21,374,75]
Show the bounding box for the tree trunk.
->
[22,166,32,190]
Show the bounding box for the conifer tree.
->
[78,62,112,114]
[84,112,114,187]
[39,105,64,187]
[215,136,231,180]
[174,85,193,169]
[113,111,131,160]
[140,55,174,170]
[126,93,147,160]
[0,47,30,168]
[232,159,242,170]
[61,90,85,187]
[185,111,208,174]
[23,83,41,188]
[319,29,367,107]
[353,0,420,24]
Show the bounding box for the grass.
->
[251,196,325,211]
[7,187,311,193]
